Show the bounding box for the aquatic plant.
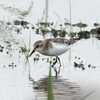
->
[47,66,54,100]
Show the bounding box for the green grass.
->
[47,66,54,100]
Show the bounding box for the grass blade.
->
[47,66,54,100]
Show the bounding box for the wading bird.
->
[29,38,78,77]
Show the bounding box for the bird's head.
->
[28,40,43,57]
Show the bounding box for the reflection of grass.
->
[48,66,54,100]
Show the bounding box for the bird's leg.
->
[50,56,62,78]
[56,56,62,74]
[50,57,58,78]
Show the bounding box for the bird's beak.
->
[28,49,35,57]
[28,45,39,57]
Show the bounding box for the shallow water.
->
[32,77,81,100]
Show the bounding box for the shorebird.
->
[29,38,78,77]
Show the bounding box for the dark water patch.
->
[33,76,81,100]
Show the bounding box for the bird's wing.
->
[19,0,33,16]
[0,1,33,17]
[0,5,22,14]
[42,40,52,50]
[47,38,69,44]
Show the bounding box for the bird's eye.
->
[36,45,39,48]
[68,42,71,45]
[39,44,43,47]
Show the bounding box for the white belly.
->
[47,43,69,56]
